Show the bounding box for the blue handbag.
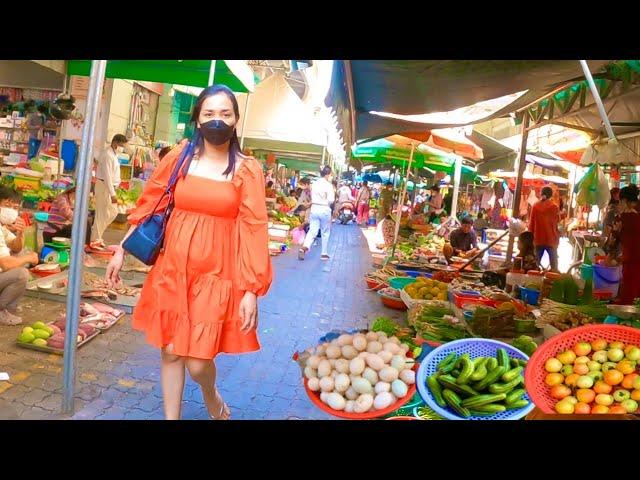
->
[122,142,193,265]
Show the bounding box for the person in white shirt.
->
[299,166,335,261]
[0,187,39,325]
[334,181,355,220]
[91,134,128,246]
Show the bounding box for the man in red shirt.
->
[529,186,560,271]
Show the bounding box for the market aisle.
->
[0,223,404,420]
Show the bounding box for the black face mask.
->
[199,119,235,145]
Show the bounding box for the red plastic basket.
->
[380,295,407,310]
[303,362,418,419]
[525,324,640,413]
[365,277,386,291]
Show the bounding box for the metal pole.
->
[62,60,107,414]
[208,60,217,86]
[239,93,251,150]
[450,155,463,220]
[504,113,531,264]
[391,144,415,258]
[579,60,615,140]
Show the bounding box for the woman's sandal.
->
[209,390,231,420]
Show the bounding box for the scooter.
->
[338,202,356,225]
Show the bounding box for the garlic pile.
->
[304,331,416,413]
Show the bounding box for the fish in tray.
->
[82,289,118,301]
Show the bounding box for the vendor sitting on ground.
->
[0,187,39,326]
[375,214,397,250]
[43,184,92,246]
[443,216,479,261]
[517,231,539,272]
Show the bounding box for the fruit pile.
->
[543,339,640,414]
[17,320,97,350]
[426,348,530,418]
[405,277,448,301]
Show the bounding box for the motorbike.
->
[338,201,356,225]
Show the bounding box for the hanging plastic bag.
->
[576,163,609,208]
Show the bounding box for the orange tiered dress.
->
[127,142,273,359]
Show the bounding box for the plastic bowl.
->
[380,295,407,310]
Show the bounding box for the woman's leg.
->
[319,208,331,258]
[362,205,370,226]
[160,347,186,420]
[185,357,230,420]
[548,248,559,272]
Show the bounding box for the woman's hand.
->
[239,291,258,334]
[105,246,125,289]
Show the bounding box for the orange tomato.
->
[545,372,565,387]
[596,393,614,406]
[550,384,571,400]
[617,360,636,375]
[604,369,624,386]
[591,339,608,351]
[576,388,596,404]
[609,405,627,414]
[631,389,640,402]
[573,342,592,356]
[622,373,639,390]
[573,363,589,375]
[624,345,635,356]
[564,373,580,387]
[610,341,625,351]
[594,380,613,394]
[592,405,610,414]
[574,402,591,414]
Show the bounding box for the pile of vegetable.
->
[542,339,640,414]
[302,331,417,414]
[404,277,448,301]
[512,335,538,356]
[409,303,473,343]
[379,287,401,299]
[548,275,595,305]
[426,348,530,418]
[537,298,608,328]
[470,306,516,338]
[370,317,420,357]
[115,185,143,214]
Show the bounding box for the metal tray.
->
[16,329,100,355]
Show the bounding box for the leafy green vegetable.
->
[370,317,399,336]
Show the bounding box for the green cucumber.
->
[497,348,510,370]
[461,393,507,408]
[473,357,487,367]
[505,388,526,405]
[501,366,524,383]
[510,358,520,368]
[488,376,523,395]
[486,358,498,371]
[505,399,530,410]
[456,354,475,385]
[469,358,489,381]
[442,389,471,418]
[427,374,446,408]
[516,359,528,368]
[473,365,507,391]
[437,353,457,372]
[451,369,462,377]
[470,403,507,413]
[469,409,500,417]
[437,375,479,397]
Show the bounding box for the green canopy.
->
[66,60,254,92]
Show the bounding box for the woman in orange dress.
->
[105,85,273,420]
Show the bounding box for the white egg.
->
[334,373,350,393]
[379,366,399,383]
[389,336,401,345]
[390,355,406,371]
[341,345,358,360]
[330,339,340,348]
[344,400,355,413]
[399,369,416,385]
[378,350,393,364]
[363,367,379,385]
[315,345,326,356]
[377,332,388,343]
[365,354,385,371]
[354,393,374,413]
[349,357,366,375]
[319,376,335,392]
[391,379,408,398]
[365,331,379,342]
[330,371,338,379]
[353,335,368,351]
[375,381,391,394]
[352,376,373,395]
[307,355,321,369]
[317,359,332,378]
[366,341,383,354]
[320,392,330,404]
[383,342,401,355]
[373,392,394,410]
[307,377,321,392]
[358,352,370,359]
[304,366,317,379]
[328,359,337,367]
[326,345,342,359]
[335,359,350,374]
[400,343,410,353]
[337,334,353,347]
[345,386,359,401]
[327,392,346,411]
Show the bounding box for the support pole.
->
[579,60,615,140]
[62,60,107,414]
[504,113,531,264]
[239,93,251,150]
[450,155,463,220]
[391,145,415,258]
[208,60,217,86]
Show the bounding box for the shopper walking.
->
[91,134,128,246]
[528,186,560,271]
[299,166,334,261]
[105,85,273,420]
[356,181,371,226]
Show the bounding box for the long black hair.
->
[181,84,242,178]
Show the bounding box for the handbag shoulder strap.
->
[145,141,193,218]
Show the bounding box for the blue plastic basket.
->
[389,277,416,289]
[519,286,541,306]
[404,270,433,279]
[416,338,535,421]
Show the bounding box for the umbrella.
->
[362,172,384,183]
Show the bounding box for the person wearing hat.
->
[43,184,92,246]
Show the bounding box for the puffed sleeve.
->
[127,140,188,225]
[234,157,273,297]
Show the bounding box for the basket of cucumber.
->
[416,338,535,420]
